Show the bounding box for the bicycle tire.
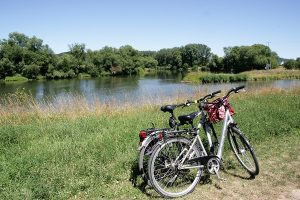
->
[148,137,202,198]
[138,137,159,182]
[228,126,259,176]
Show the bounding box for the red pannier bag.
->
[206,98,235,123]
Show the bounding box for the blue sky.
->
[0,0,299,58]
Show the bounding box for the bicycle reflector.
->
[157,132,163,140]
[139,131,147,143]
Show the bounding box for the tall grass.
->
[183,72,248,83]
[0,87,299,199]
[183,68,300,83]
[242,67,300,81]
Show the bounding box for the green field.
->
[0,87,299,199]
[183,68,300,83]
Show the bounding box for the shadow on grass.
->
[129,158,215,198]
[223,169,255,180]
[129,158,161,198]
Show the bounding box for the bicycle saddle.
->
[160,105,176,113]
[178,112,199,125]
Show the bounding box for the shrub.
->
[284,60,297,69]
[0,58,14,79]
[22,64,40,79]
[4,74,28,82]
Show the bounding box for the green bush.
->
[0,58,14,79]
[284,60,297,69]
[65,69,76,78]
[22,64,40,79]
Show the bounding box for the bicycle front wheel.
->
[148,137,202,198]
[228,126,259,176]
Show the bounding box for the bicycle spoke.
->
[150,137,202,197]
[228,128,259,176]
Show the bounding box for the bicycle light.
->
[139,131,148,144]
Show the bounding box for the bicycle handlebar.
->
[185,90,222,104]
[185,86,245,108]
[198,90,221,102]
[212,90,222,96]
[225,85,245,98]
[168,86,245,108]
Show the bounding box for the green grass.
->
[4,74,29,82]
[0,88,300,199]
[183,68,300,83]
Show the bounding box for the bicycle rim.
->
[149,137,202,198]
[138,138,158,181]
[228,127,259,176]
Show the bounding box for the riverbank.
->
[1,69,165,83]
[0,87,299,199]
[182,68,300,83]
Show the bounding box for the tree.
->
[69,43,87,74]
[223,44,279,73]
[69,43,86,62]
[0,32,55,78]
[284,60,297,69]
[22,64,40,79]
[0,58,14,78]
[181,44,211,68]
[208,54,224,72]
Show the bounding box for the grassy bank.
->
[4,74,29,82]
[183,68,300,83]
[0,87,300,199]
[182,72,247,83]
[242,68,300,81]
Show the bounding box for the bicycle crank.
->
[206,157,220,175]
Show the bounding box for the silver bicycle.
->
[148,86,259,198]
[138,91,221,184]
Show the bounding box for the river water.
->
[0,72,299,104]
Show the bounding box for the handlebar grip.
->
[186,99,197,104]
[212,90,221,95]
[234,85,245,92]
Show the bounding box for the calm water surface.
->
[1,72,299,104]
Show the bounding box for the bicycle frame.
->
[178,108,234,170]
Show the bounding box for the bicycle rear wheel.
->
[148,137,202,198]
[228,126,259,176]
[138,137,159,182]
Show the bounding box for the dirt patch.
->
[278,189,300,200]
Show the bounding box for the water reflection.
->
[0,73,299,105]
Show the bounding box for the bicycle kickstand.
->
[214,169,226,181]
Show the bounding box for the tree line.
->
[0,32,158,79]
[283,58,300,70]
[0,32,297,80]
